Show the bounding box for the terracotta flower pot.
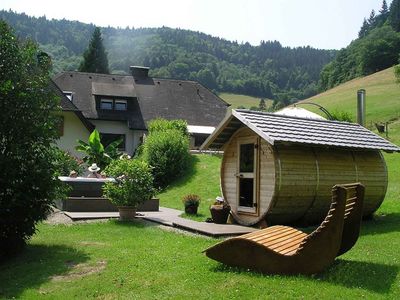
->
[117,206,137,221]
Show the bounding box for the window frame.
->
[114,99,128,111]
[100,98,114,110]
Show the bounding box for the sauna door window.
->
[237,137,258,214]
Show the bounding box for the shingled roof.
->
[50,80,94,131]
[202,109,400,153]
[53,71,229,130]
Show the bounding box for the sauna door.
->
[236,137,258,214]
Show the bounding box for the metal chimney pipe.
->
[357,89,366,126]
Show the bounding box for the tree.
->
[380,0,389,15]
[258,98,267,111]
[359,18,370,38]
[0,21,65,259]
[368,9,376,24]
[78,27,109,74]
[389,0,400,32]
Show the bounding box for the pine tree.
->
[380,0,388,15]
[78,27,109,74]
[368,9,376,24]
[359,18,370,38]
[258,98,266,111]
[389,0,400,32]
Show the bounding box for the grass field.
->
[219,92,272,110]
[157,154,222,221]
[302,67,400,139]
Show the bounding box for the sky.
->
[0,0,390,49]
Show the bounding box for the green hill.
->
[302,67,400,145]
[0,10,335,101]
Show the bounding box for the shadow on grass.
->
[109,218,158,228]
[360,213,400,236]
[0,244,89,298]
[319,259,398,293]
[159,155,200,190]
[211,259,398,294]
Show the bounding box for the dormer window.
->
[63,91,73,102]
[115,100,127,111]
[100,99,113,110]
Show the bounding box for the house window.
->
[100,99,113,110]
[115,100,127,111]
[100,133,126,151]
[63,91,73,102]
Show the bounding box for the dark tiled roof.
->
[53,72,229,130]
[50,80,95,131]
[202,109,400,153]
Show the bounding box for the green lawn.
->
[0,198,399,299]
[157,154,222,221]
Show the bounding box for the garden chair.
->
[337,183,365,256]
[204,183,364,275]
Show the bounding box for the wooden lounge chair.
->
[337,183,365,256]
[204,183,364,275]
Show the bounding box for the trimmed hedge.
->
[142,119,190,188]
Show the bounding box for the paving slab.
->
[63,207,257,237]
[140,207,257,237]
[63,211,119,220]
[172,218,257,237]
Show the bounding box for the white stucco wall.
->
[90,120,145,155]
[56,111,90,158]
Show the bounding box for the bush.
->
[148,118,189,137]
[0,21,67,260]
[52,148,84,176]
[103,159,154,207]
[330,110,353,122]
[142,126,190,188]
[76,129,122,170]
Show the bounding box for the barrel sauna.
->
[221,127,387,226]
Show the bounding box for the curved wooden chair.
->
[204,184,361,275]
[337,183,365,256]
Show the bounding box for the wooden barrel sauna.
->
[221,128,388,226]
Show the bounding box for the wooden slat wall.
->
[266,145,388,225]
[267,145,318,224]
[221,128,276,226]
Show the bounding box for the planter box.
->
[56,176,159,212]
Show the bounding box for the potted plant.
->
[103,158,154,221]
[182,194,200,215]
[210,197,231,224]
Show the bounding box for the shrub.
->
[142,128,190,188]
[103,159,154,207]
[148,118,189,137]
[0,21,67,260]
[330,110,353,122]
[76,129,122,170]
[52,148,84,176]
